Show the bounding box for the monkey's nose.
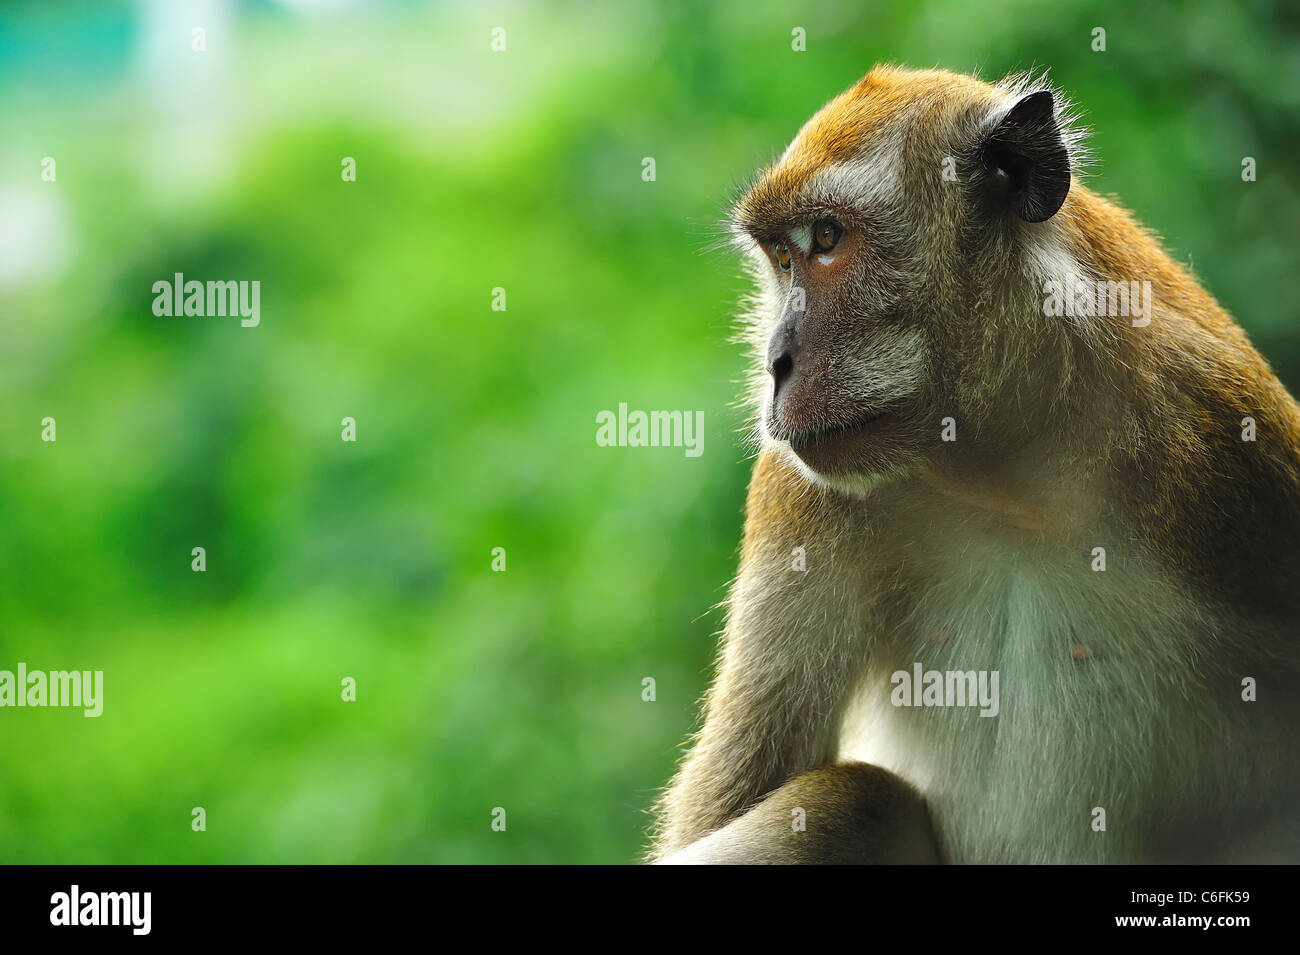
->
[767,323,798,398]
[768,350,795,397]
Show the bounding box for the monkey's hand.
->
[654,763,940,864]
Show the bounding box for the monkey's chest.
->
[834,567,1216,863]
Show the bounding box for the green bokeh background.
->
[1,0,1296,863]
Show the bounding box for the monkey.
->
[649,65,1300,864]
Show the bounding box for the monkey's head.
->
[730,66,1087,495]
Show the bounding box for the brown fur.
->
[651,65,1300,864]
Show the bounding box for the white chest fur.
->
[833,541,1292,863]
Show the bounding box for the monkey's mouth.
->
[783,411,891,453]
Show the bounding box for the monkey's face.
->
[730,67,1076,494]
[743,201,932,491]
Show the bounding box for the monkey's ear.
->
[981,90,1071,223]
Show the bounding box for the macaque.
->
[651,66,1300,864]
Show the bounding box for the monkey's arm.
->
[650,451,869,858]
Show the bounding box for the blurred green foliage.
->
[0,0,1297,862]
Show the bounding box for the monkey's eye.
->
[813,218,842,252]
[774,243,792,272]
